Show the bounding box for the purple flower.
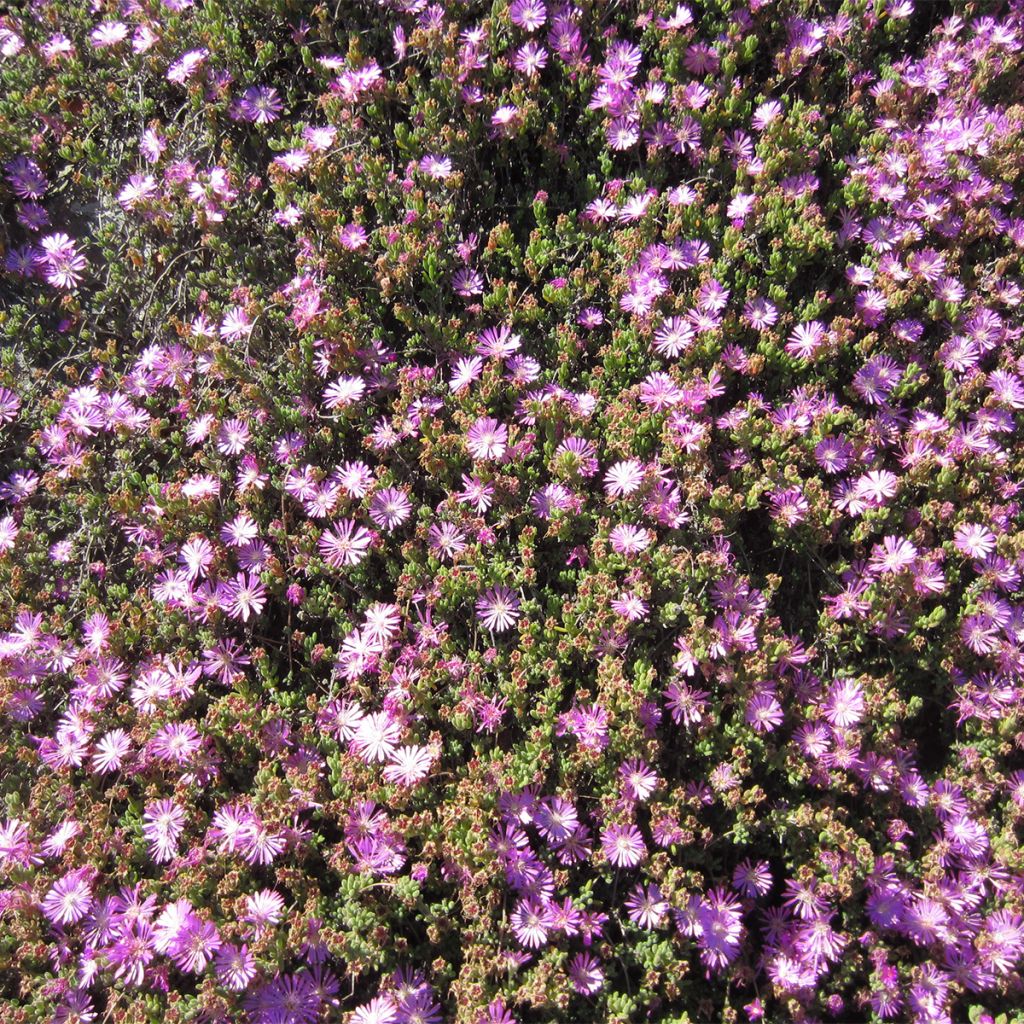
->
[369,487,412,531]
[35,233,86,290]
[319,519,373,567]
[239,85,283,123]
[567,951,604,994]
[695,888,745,971]
[41,869,94,925]
[142,799,185,863]
[466,417,508,461]
[600,823,647,868]
[510,896,554,948]
[625,883,668,928]
[476,585,521,633]
[215,942,256,990]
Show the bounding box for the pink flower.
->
[143,799,185,863]
[466,417,508,461]
[604,460,645,497]
[41,869,94,925]
[369,487,412,530]
[36,233,86,290]
[323,375,366,409]
[319,519,373,567]
[954,523,997,560]
[609,524,652,555]
[215,942,256,990]
[226,572,267,622]
[568,951,604,994]
[625,883,668,928]
[244,889,285,930]
[510,897,554,948]
[383,745,436,786]
[339,223,368,249]
[476,586,521,633]
[601,823,647,868]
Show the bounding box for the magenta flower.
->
[216,418,251,456]
[466,417,508,461]
[35,233,86,290]
[733,859,773,898]
[509,0,547,30]
[143,799,185,863]
[148,721,203,764]
[226,571,267,622]
[91,728,132,773]
[41,869,94,925]
[476,585,521,632]
[323,375,366,409]
[244,889,285,931]
[568,951,605,994]
[215,942,256,990]
[383,745,436,786]
[609,524,652,555]
[604,459,645,497]
[170,916,222,973]
[696,888,745,971]
[510,896,554,948]
[319,519,373,567]
[600,823,647,868]
[339,223,368,250]
[745,691,784,733]
[369,487,412,530]
[954,523,997,560]
[352,711,403,763]
[625,883,669,929]
[821,677,866,728]
[239,85,283,123]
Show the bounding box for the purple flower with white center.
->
[219,306,251,343]
[568,951,604,994]
[215,942,256,990]
[533,796,578,842]
[821,677,865,729]
[695,888,745,971]
[239,85,283,123]
[216,417,250,456]
[244,889,285,931]
[323,375,366,410]
[625,883,668,928]
[609,523,652,555]
[35,233,86,290]
[745,691,784,733]
[339,223,368,249]
[319,519,373,567]
[170,915,222,973]
[510,896,554,948]
[142,799,185,863]
[742,296,778,331]
[600,822,647,868]
[369,487,412,530]
[604,459,645,497]
[733,859,773,898]
[954,523,997,560]
[351,711,402,763]
[41,868,94,925]
[786,320,827,359]
[476,585,521,633]
[466,417,508,461]
[509,0,547,31]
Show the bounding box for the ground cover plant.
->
[2,0,1024,1021]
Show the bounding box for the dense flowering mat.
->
[2,0,1024,1021]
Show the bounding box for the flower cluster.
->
[3,1,1024,1022]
